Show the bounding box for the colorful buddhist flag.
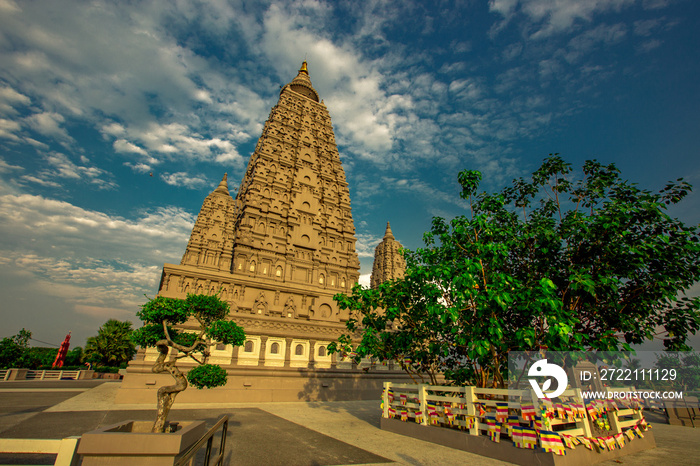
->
[579,437,593,451]
[560,434,576,449]
[614,433,625,449]
[564,404,574,421]
[496,402,509,424]
[596,437,608,451]
[555,403,566,420]
[486,417,500,443]
[521,427,538,450]
[512,426,524,448]
[465,415,475,430]
[521,403,537,421]
[506,415,520,436]
[574,403,587,418]
[444,406,455,425]
[605,436,617,451]
[586,401,599,420]
[539,430,566,456]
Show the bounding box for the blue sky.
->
[0,0,698,348]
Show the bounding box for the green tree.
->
[65,346,83,367]
[331,155,700,387]
[26,347,59,368]
[85,319,137,367]
[655,352,700,393]
[0,329,32,369]
[131,293,246,433]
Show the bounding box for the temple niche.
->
[118,62,408,403]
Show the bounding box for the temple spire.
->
[370,221,405,289]
[213,173,230,195]
[383,222,395,240]
[281,60,319,102]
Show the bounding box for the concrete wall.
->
[116,367,414,404]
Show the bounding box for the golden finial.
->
[299,61,308,75]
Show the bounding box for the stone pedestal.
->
[77,420,206,466]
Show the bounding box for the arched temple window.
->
[270,342,280,354]
[295,344,304,356]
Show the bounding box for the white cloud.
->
[0,118,22,141]
[358,273,371,288]
[124,162,153,174]
[0,86,31,114]
[642,0,671,9]
[20,151,117,189]
[113,138,148,156]
[0,157,23,174]
[354,232,383,259]
[634,18,662,36]
[566,23,628,60]
[255,2,421,162]
[24,112,74,143]
[0,188,196,340]
[160,171,209,189]
[638,39,662,53]
[20,174,62,188]
[490,0,638,38]
[0,1,259,170]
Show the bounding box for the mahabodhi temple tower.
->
[117,62,407,403]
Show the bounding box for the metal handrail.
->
[174,415,229,466]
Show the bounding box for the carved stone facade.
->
[370,222,406,288]
[118,62,408,403]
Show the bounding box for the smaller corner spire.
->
[213,173,230,195]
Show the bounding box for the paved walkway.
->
[1,381,699,465]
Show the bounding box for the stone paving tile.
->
[0,406,391,465]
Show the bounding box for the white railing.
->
[24,370,80,380]
[383,382,645,439]
[0,437,80,466]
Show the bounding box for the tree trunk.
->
[151,340,188,433]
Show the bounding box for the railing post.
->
[55,436,81,466]
[419,384,428,426]
[383,382,391,419]
[574,388,593,437]
[466,386,479,436]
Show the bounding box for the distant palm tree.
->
[84,319,136,367]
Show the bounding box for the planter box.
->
[77,420,206,465]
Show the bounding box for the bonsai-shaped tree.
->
[131,293,246,432]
